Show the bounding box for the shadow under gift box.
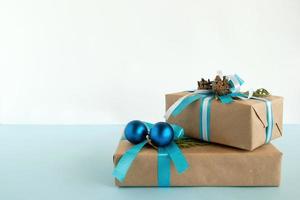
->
[165,92,283,151]
[113,140,282,186]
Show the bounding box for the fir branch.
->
[175,138,209,148]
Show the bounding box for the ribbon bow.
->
[113,122,189,186]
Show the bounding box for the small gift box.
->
[113,139,282,186]
[166,92,283,151]
[165,73,283,151]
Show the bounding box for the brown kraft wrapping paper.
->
[113,140,282,186]
[165,92,283,151]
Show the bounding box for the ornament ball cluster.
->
[124,120,174,147]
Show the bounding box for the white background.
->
[0,0,299,124]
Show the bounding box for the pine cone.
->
[212,75,231,96]
[197,78,212,90]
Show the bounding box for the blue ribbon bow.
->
[113,122,189,186]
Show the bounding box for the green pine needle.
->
[175,138,209,148]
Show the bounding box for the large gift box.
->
[113,139,282,186]
[166,91,283,151]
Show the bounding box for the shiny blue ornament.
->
[124,120,148,144]
[149,122,174,147]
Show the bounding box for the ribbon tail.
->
[219,95,234,104]
[157,148,171,186]
[245,89,254,99]
[222,91,253,102]
[234,74,244,85]
[166,94,203,119]
[165,142,189,174]
[112,140,147,182]
[165,90,212,120]
[170,124,185,139]
[234,92,252,100]
[228,74,244,93]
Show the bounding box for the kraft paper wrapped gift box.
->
[113,140,282,186]
[165,91,283,151]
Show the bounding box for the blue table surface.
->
[0,124,299,200]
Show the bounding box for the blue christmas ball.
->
[124,120,148,144]
[149,122,174,147]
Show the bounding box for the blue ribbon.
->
[112,140,147,182]
[199,96,214,141]
[171,93,210,117]
[251,97,274,143]
[157,148,170,186]
[168,74,274,143]
[229,74,244,93]
[157,142,189,186]
[113,122,189,186]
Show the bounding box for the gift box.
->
[165,91,283,151]
[113,139,282,186]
